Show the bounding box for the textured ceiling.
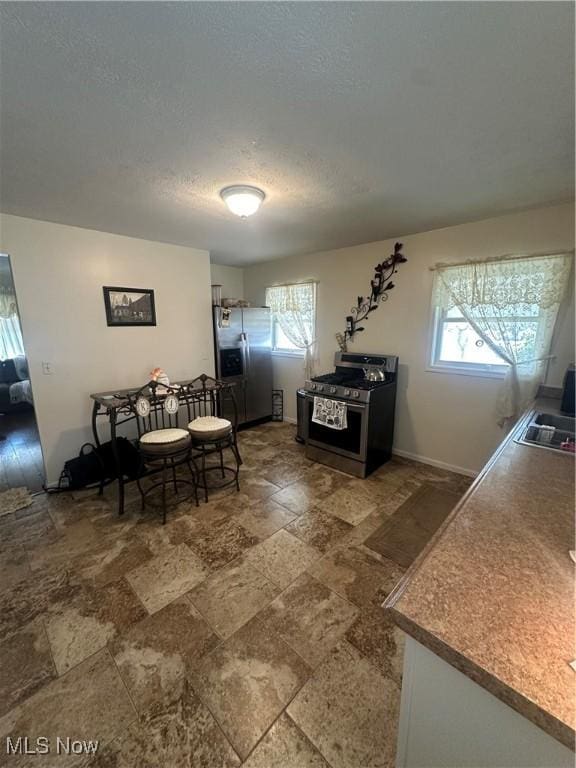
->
[0,2,573,265]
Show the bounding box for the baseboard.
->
[392,448,478,478]
[283,416,297,424]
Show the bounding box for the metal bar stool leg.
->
[201,449,208,503]
[231,442,241,491]
[219,446,225,479]
[161,460,167,525]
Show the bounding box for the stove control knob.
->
[344,389,351,396]
[310,383,316,391]
[317,385,324,392]
[352,390,360,398]
[329,386,337,394]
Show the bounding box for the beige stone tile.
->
[285,508,352,554]
[316,485,378,526]
[91,682,240,767]
[336,512,383,549]
[239,433,275,449]
[363,484,460,568]
[183,516,261,570]
[373,483,418,517]
[270,483,323,516]
[298,466,350,497]
[244,530,321,589]
[110,597,219,713]
[237,498,297,538]
[242,713,329,768]
[48,495,115,533]
[0,649,135,767]
[29,518,154,589]
[0,568,81,643]
[239,472,282,501]
[345,605,405,687]
[25,518,95,572]
[0,545,30,589]
[280,442,311,465]
[127,543,209,614]
[258,574,358,668]
[188,558,279,638]
[0,506,60,550]
[44,578,147,675]
[133,514,191,554]
[188,492,251,525]
[0,618,56,718]
[288,641,401,768]
[238,444,281,469]
[192,619,310,759]
[261,461,309,489]
[308,546,405,608]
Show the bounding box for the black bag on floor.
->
[59,438,140,490]
[98,437,141,481]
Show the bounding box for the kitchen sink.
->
[515,410,575,455]
[533,412,575,432]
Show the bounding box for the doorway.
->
[0,254,44,491]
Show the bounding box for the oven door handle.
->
[304,393,366,410]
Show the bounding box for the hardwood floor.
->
[0,409,44,492]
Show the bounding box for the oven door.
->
[304,393,368,461]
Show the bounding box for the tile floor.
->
[0,421,472,767]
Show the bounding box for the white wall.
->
[210,263,244,300]
[244,203,575,474]
[0,214,214,483]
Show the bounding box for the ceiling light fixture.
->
[220,185,265,218]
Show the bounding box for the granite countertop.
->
[385,398,575,750]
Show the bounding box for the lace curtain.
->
[0,287,17,319]
[433,253,572,426]
[265,283,317,378]
[0,316,25,360]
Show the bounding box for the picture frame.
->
[103,286,156,327]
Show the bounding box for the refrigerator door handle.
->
[240,332,249,375]
[244,332,251,373]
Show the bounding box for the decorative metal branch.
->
[336,242,407,352]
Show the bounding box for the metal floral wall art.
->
[336,242,407,352]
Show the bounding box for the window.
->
[265,283,316,357]
[430,304,542,376]
[429,254,572,380]
[273,322,301,353]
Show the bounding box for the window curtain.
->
[0,286,17,319]
[265,283,317,378]
[0,316,25,360]
[433,253,572,427]
[0,286,24,360]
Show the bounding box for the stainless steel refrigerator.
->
[213,306,273,426]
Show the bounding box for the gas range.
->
[301,351,399,478]
[304,352,398,403]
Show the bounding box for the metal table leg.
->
[110,409,125,516]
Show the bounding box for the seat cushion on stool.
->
[139,428,191,456]
[188,416,232,442]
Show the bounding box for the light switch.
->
[42,362,54,375]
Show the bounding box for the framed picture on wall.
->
[103,286,156,327]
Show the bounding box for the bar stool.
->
[185,375,242,502]
[126,382,199,524]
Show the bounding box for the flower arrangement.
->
[149,367,170,387]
